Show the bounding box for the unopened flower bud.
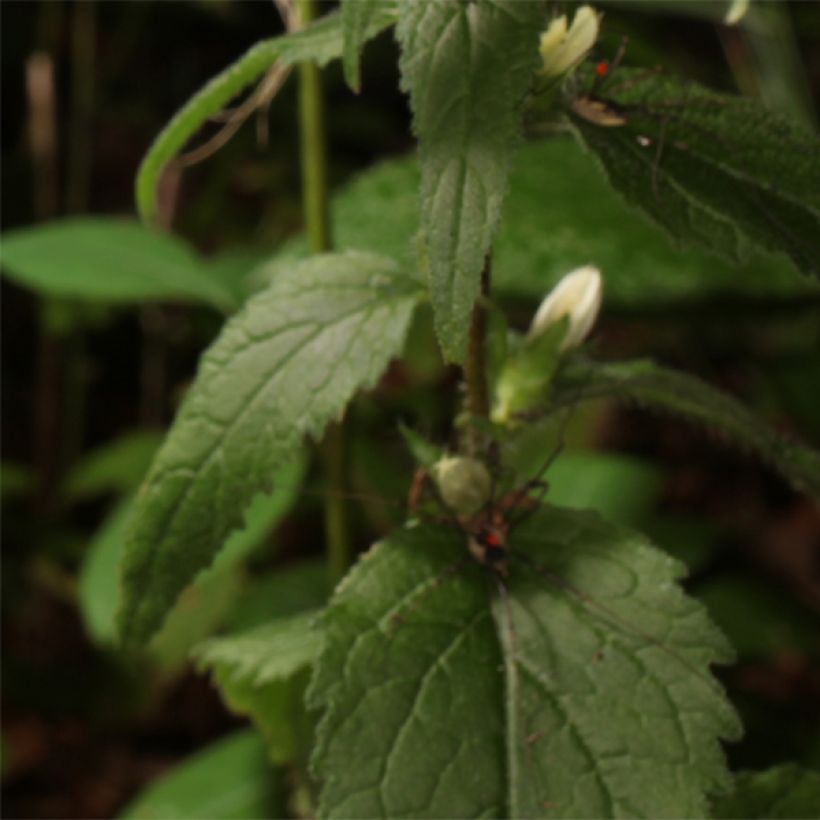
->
[539,5,600,79]
[725,0,750,25]
[528,265,603,351]
[432,456,492,516]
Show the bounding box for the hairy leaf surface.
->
[118,252,421,647]
[562,68,820,277]
[136,8,396,222]
[552,358,820,498]
[309,506,739,818]
[396,0,546,362]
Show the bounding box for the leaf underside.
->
[396,0,546,363]
[117,252,420,647]
[565,68,820,278]
[551,358,820,499]
[309,505,740,819]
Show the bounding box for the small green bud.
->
[431,456,492,516]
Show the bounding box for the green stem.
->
[297,0,348,585]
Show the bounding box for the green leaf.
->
[63,430,164,499]
[712,764,820,819]
[309,506,740,818]
[195,611,322,764]
[84,457,306,648]
[262,139,816,308]
[395,0,546,362]
[0,219,235,309]
[552,358,820,498]
[562,68,820,277]
[119,729,282,819]
[341,0,394,92]
[136,8,396,223]
[118,252,421,647]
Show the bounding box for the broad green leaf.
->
[63,430,164,499]
[119,729,282,819]
[396,0,546,362]
[561,68,820,277]
[195,610,322,764]
[0,219,235,309]
[551,358,820,498]
[309,506,740,818]
[712,764,820,819]
[118,252,421,647]
[83,457,306,647]
[136,8,397,222]
[261,139,815,307]
[341,0,394,92]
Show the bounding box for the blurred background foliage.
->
[1,1,819,817]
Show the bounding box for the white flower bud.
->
[431,456,492,516]
[539,5,600,79]
[528,265,603,351]
[725,0,750,25]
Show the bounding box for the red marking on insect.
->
[596,60,609,78]
[484,531,502,548]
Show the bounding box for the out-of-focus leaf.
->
[117,252,421,647]
[226,560,328,632]
[698,577,820,659]
[119,729,281,819]
[396,0,546,361]
[552,358,820,498]
[341,0,394,92]
[260,139,815,307]
[562,67,820,278]
[309,507,739,818]
[713,764,820,818]
[63,431,164,500]
[1,219,235,309]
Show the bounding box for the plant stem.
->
[464,257,492,451]
[297,0,349,585]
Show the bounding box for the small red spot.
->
[485,532,501,547]
[596,60,609,78]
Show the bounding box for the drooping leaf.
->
[309,506,740,818]
[118,252,421,647]
[551,357,820,498]
[560,67,820,277]
[341,0,394,92]
[136,8,397,223]
[119,729,282,820]
[195,610,322,764]
[395,0,546,362]
[0,219,235,309]
[712,764,820,819]
[259,139,816,307]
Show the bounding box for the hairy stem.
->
[297,0,348,585]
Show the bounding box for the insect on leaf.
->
[309,505,740,818]
[117,252,422,648]
[396,0,547,363]
[564,67,820,278]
